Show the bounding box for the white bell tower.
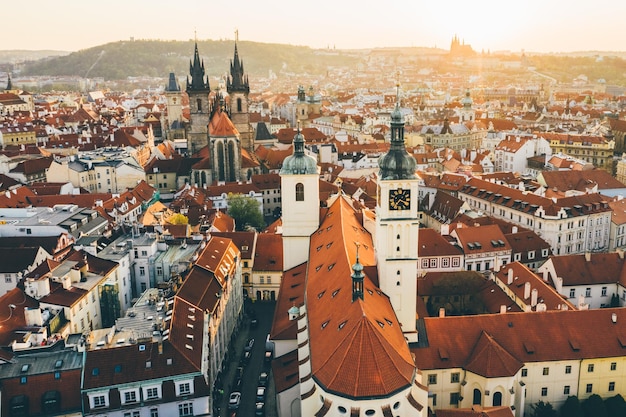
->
[280,128,320,271]
[376,86,419,343]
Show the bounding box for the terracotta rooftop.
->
[82,340,203,389]
[413,308,626,372]
[306,196,414,398]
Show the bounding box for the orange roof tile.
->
[465,331,524,377]
[209,109,239,137]
[306,196,415,398]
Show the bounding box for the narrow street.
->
[216,300,277,417]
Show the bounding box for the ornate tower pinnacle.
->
[186,41,210,92]
[378,84,416,180]
[351,242,364,302]
[227,39,249,95]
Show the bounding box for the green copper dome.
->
[280,128,318,175]
[379,100,416,180]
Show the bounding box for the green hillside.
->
[18,39,361,80]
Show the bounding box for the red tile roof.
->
[546,252,626,286]
[413,309,626,372]
[465,331,524,377]
[0,288,39,346]
[209,109,238,137]
[82,340,202,389]
[270,263,306,341]
[306,196,415,398]
[253,233,283,271]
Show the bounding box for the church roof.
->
[306,196,415,399]
[209,109,239,137]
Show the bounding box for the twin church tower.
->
[165,39,253,183]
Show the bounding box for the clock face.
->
[389,188,411,210]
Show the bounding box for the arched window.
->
[492,391,502,407]
[196,98,202,112]
[237,98,243,112]
[227,140,237,181]
[216,142,225,182]
[473,389,482,405]
[295,183,304,201]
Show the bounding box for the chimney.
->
[439,307,446,317]
[512,226,518,234]
[531,288,538,307]
[524,281,531,299]
[618,249,625,260]
[542,269,549,282]
[158,340,163,355]
[507,268,514,285]
[585,252,591,262]
[500,305,507,314]
[612,313,617,324]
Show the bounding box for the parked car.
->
[234,377,243,390]
[250,318,258,328]
[258,372,268,387]
[241,350,251,365]
[228,392,241,410]
[256,386,266,402]
[255,401,266,416]
[245,338,255,352]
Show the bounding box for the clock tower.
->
[376,86,419,343]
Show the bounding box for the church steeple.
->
[6,73,12,91]
[225,31,253,152]
[186,41,210,92]
[227,37,249,95]
[166,72,180,92]
[378,85,416,180]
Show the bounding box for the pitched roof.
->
[465,331,524,377]
[546,252,625,286]
[253,233,283,271]
[0,288,39,346]
[82,340,203,389]
[418,228,463,257]
[306,196,415,398]
[270,262,306,341]
[209,109,238,137]
[539,170,626,192]
[413,309,626,371]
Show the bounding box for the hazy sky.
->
[2,0,623,53]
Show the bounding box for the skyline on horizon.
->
[2,1,626,54]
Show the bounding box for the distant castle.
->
[450,34,475,56]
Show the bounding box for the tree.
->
[560,396,584,417]
[582,394,608,417]
[604,394,626,417]
[169,213,189,225]
[531,401,557,417]
[227,193,265,231]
